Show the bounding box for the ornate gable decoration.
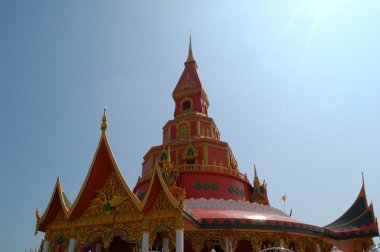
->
[141,161,184,214]
[83,171,140,218]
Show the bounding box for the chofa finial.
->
[101,107,108,131]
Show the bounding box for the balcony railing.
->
[137,164,248,183]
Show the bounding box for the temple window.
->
[182,99,192,111]
[184,146,197,165]
[187,147,195,156]
[160,152,167,161]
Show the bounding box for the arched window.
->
[184,146,197,165]
[160,152,167,161]
[187,147,195,157]
[182,100,191,111]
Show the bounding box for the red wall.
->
[190,121,197,135]
[170,125,177,140]
[177,172,250,201]
[133,172,251,201]
[207,146,227,166]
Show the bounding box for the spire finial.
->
[186,34,194,62]
[362,171,365,186]
[101,107,108,131]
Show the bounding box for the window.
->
[160,152,167,161]
[184,146,196,165]
[182,100,191,111]
[187,147,195,157]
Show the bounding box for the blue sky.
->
[1,0,380,250]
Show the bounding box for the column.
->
[196,121,200,136]
[225,237,230,252]
[96,243,103,252]
[42,240,49,252]
[162,236,169,252]
[68,238,75,252]
[280,239,285,252]
[316,244,321,252]
[141,232,149,252]
[176,229,184,252]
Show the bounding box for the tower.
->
[133,38,264,203]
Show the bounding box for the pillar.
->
[225,237,230,252]
[96,243,103,252]
[176,229,184,252]
[196,121,200,136]
[162,237,169,252]
[42,240,49,252]
[316,244,321,252]
[68,238,75,252]
[142,232,149,252]
[280,239,285,252]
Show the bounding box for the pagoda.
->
[35,39,379,252]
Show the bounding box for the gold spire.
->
[101,107,108,131]
[253,164,260,187]
[362,171,365,186]
[186,35,194,62]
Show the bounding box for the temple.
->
[35,39,379,252]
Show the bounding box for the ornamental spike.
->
[101,107,108,131]
[186,34,194,62]
[362,171,365,186]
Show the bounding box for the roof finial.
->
[101,107,108,131]
[186,34,194,62]
[362,171,365,186]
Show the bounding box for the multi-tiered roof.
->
[36,39,379,252]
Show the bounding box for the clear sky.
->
[1,0,379,251]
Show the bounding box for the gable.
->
[37,178,69,232]
[81,171,141,218]
[141,162,182,214]
[68,133,142,220]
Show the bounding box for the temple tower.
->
[133,38,267,203]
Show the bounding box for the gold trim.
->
[67,131,143,220]
[140,160,182,212]
[37,177,71,231]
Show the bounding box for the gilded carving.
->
[183,230,334,252]
[148,190,181,218]
[83,171,139,218]
[39,165,333,252]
